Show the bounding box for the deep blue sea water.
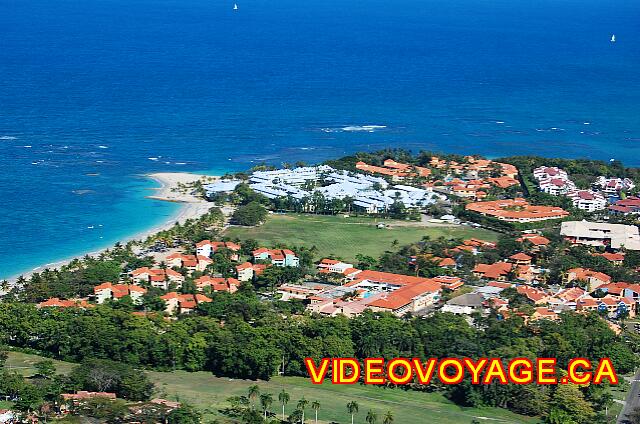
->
[1,0,639,279]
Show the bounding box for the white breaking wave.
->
[98,145,109,149]
[342,125,387,132]
[0,136,17,140]
[148,157,159,161]
[535,127,565,132]
[321,125,387,133]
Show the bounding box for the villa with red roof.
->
[194,276,241,293]
[166,253,212,272]
[252,248,299,267]
[130,267,185,290]
[608,196,640,216]
[531,307,560,322]
[317,258,355,275]
[366,280,442,316]
[94,282,147,304]
[37,297,93,309]
[516,286,550,305]
[517,233,550,251]
[594,252,626,266]
[473,262,513,281]
[161,292,212,314]
[236,262,255,281]
[508,253,533,266]
[565,268,612,290]
[355,159,430,181]
[196,240,241,261]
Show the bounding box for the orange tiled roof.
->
[366,280,441,311]
[466,198,569,221]
[473,262,513,279]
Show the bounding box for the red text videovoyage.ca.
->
[304,357,618,386]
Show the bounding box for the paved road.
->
[618,371,640,423]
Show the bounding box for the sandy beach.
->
[4,172,219,284]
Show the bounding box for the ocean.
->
[1,0,639,278]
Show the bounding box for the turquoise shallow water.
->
[1,0,639,278]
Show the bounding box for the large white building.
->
[594,176,635,194]
[533,166,576,196]
[246,166,444,213]
[566,190,607,212]
[561,221,640,250]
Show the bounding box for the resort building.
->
[517,233,550,251]
[365,280,442,316]
[246,165,443,214]
[160,292,212,315]
[252,248,299,267]
[533,166,576,196]
[37,298,93,309]
[130,267,185,290]
[566,190,607,211]
[236,262,255,281]
[564,268,612,290]
[508,253,533,266]
[465,198,569,223]
[194,276,241,293]
[594,176,635,194]
[516,286,550,304]
[560,221,640,250]
[317,259,356,275]
[593,252,626,266]
[277,284,326,301]
[166,253,212,272]
[94,282,147,304]
[609,196,640,216]
[472,262,513,280]
[441,293,486,315]
[195,240,242,261]
[355,159,431,181]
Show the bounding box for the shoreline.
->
[4,172,219,284]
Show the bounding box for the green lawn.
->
[5,350,76,376]
[225,214,498,263]
[6,351,538,423]
[148,370,540,424]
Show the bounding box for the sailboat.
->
[233,3,238,10]
[611,34,616,43]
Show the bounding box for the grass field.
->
[6,351,538,424]
[225,214,498,263]
[5,350,76,376]
[148,371,539,424]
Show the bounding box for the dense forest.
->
[0,287,637,423]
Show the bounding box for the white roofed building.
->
[561,221,640,250]
[566,190,607,212]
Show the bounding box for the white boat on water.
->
[611,34,616,43]
[233,3,238,10]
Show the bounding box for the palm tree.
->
[366,409,377,424]
[297,397,309,424]
[279,389,290,421]
[347,401,359,424]
[311,400,320,424]
[383,410,394,424]
[247,385,260,408]
[259,393,273,420]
